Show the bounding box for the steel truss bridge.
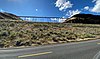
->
[19,16,66,23]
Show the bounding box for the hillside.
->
[0,21,100,48]
[0,12,21,20]
[64,14,100,24]
[0,13,100,48]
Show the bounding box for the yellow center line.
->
[18,51,52,58]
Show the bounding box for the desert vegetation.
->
[0,21,100,48]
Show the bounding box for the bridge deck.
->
[19,16,66,23]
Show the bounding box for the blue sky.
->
[0,0,100,18]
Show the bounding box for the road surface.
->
[0,39,100,59]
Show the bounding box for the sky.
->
[0,0,100,18]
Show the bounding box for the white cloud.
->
[51,18,58,21]
[62,16,65,18]
[91,0,100,13]
[58,18,66,22]
[0,9,4,12]
[66,9,81,18]
[51,18,66,22]
[25,18,33,21]
[35,9,38,11]
[55,0,73,11]
[84,6,90,10]
[92,0,97,2]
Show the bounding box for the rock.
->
[0,12,21,20]
[64,14,100,24]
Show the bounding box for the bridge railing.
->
[19,16,66,23]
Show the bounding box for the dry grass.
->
[0,21,100,48]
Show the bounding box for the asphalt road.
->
[0,39,100,59]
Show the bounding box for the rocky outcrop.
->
[0,12,21,20]
[64,14,100,24]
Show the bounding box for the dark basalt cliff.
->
[64,14,100,24]
[0,12,21,20]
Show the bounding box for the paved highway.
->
[0,39,100,59]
